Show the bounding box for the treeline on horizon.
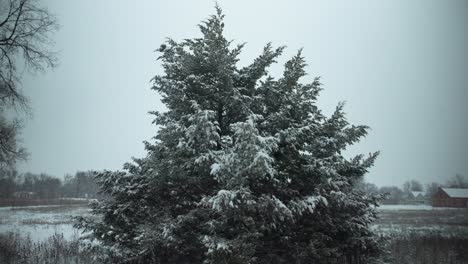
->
[357,174,468,205]
[0,170,98,200]
[1,168,465,206]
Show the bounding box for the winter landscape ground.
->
[0,204,467,263]
[0,205,87,242]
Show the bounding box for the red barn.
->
[432,187,468,208]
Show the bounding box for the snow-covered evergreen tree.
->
[78,6,382,264]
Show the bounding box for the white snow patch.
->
[0,205,89,241]
[210,163,222,175]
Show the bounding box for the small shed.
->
[432,187,468,208]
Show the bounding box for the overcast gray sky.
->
[18,0,467,187]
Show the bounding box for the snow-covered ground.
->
[0,205,89,241]
[374,205,468,237]
[379,204,466,211]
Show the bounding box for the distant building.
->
[409,191,426,204]
[432,187,468,208]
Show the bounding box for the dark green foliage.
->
[78,6,382,264]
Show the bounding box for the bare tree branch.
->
[0,0,58,107]
[0,0,58,169]
[0,113,27,170]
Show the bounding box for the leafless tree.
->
[0,0,58,171]
[403,179,423,192]
[446,174,468,188]
[0,0,58,106]
[0,114,26,170]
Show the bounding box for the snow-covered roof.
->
[411,191,425,198]
[441,188,468,198]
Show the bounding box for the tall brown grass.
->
[1,231,467,263]
[0,232,101,264]
[0,198,90,207]
[388,234,468,264]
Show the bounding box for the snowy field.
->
[1,204,467,242]
[374,205,468,237]
[0,205,89,241]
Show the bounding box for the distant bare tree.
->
[0,0,58,171]
[0,114,25,170]
[425,182,440,198]
[355,179,379,196]
[379,186,405,204]
[403,179,423,192]
[446,174,468,188]
[62,171,98,198]
[0,167,16,197]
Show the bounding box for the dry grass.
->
[0,198,90,207]
[1,232,467,263]
[20,219,72,225]
[1,206,467,263]
[375,208,468,263]
[387,234,468,264]
[0,232,101,264]
[6,204,89,213]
